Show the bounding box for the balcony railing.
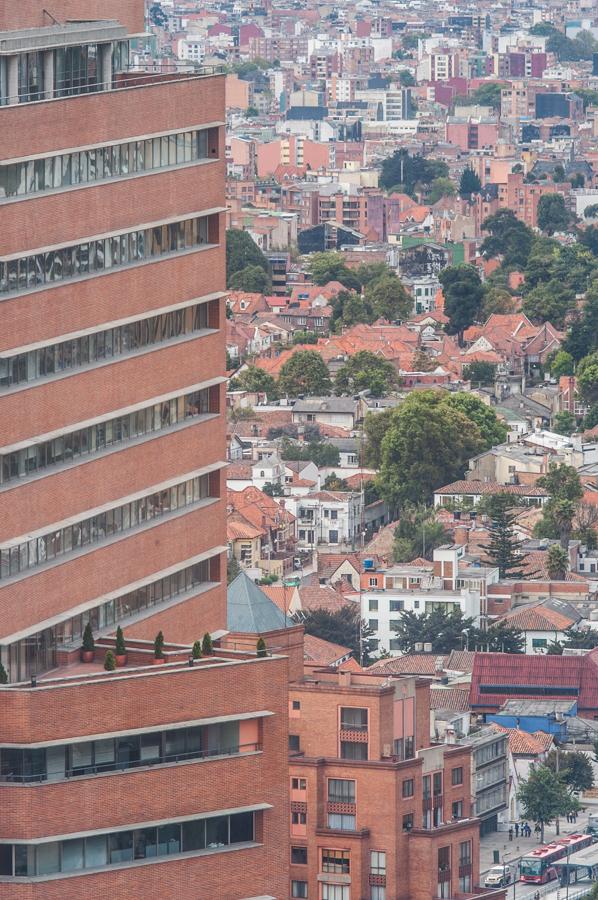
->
[0,742,260,784]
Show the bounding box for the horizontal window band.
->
[0,544,227,645]
[0,377,225,454]
[1,122,224,166]
[0,293,225,358]
[0,462,226,550]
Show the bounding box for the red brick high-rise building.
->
[0,2,289,896]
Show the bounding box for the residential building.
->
[433,481,549,508]
[462,729,509,836]
[288,491,364,549]
[292,397,359,431]
[288,668,489,900]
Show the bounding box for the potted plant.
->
[152,630,165,664]
[192,640,202,660]
[201,632,213,656]
[114,626,127,667]
[104,650,116,672]
[80,623,95,663]
[256,637,267,657]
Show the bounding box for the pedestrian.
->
[509,827,513,841]
[515,822,519,837]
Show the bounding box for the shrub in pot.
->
[114,626,127,667]
[0,663,8,685]
[192,640,202,660]
[152,630,165,664]
[104,650,116,672]
[80,622,95,663]
[256,637,267,657]
[201,632,213,656]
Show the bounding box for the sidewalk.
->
[480,803,597,877]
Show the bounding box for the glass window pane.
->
[85,834,107,868]
[183,819,206,851]
[109,831,133,863]
[157,823,181,856]
[206,815,228,848]
[36,841,60,875]
[62,838,84,872]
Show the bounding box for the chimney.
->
[339,670,352,687]
[445,726,456,745]
[454,525,469,546]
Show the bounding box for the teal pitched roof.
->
[227,571,293,633]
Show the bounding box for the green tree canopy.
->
[456,82,504,111]
[481,209,533,269]
[444,393,507,448]
[480,287,518,320]
[364,274,413,322]
[462,361,497,386]
[459,166,482,198]
[553,411,577,436]
[399,70,415,86]
[281,438,340,467]
[323,472,350,491]
[392,505,449,563]
[278,350,331,397]
[380,150,449,197]
[563,280,598,361]
[522,280,576,329]
[309,252,361,290]
[298,606,376,664]
[577,351,598,404]
[228,264,271,293]
[229,365,279,399]
[518,765,579,844]
[537,193,571,235]
[546,349,575,378]
[226,229,270,286]
[334,351,399,397]
[439,264,484,344]
[391,607,476,653]
[584,203,598,220]
[536,464,584,547]
[428,177,456,204]
[481,494,532,579]
[372,391,486,508]
[546,750,594,792]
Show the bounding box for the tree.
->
[153,630,165,660]
[399,70,415,86]
[481,494,531,579]
[226,229,270,286]
[256,637,268,657]
[392,505,449,563]
[481,209,533,269]
[563,281,598,361]
[547,544,569,580]
[522,280,576,329]
[546,349,575,378]
[309,252,360,290]
[330,290,373,331]
[363,408,395,469]
[443,393,507,449]
[365,275,412,322]
[324,473,350,492]
[574,503,598,550]
[482,622,525,654]
[228,264,271,293]
[262,482,284,497]
[577,351,598,405]
[462,361,497,386]
[380,150,449,197]
[104,650,116,671]
[115,626,126,658]
[229,365,279,400]
[458,82,504,111]
[298,606,377,664]
[278,350,332,397]
[149,3,167,26]
[459,166,482,198]
[373,391,486,508]
[553,411,577,436]
[546,750,594,793]
[281,438,340,467]
[392,607,477,653]
[537,193,571,235]
[439,265,484,345]
[411,349,436,372]
[429,177,456,204]
[227,556,241,584]
[334,351,399,397]
[584,203,598,220]
[562,626,598,651]
[537,464,584,548]
[480,287,518,319]
[201,632,213,655]
[518,765,578,843]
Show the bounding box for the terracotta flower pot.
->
[80,650,94,663]
[115,654,127,668]
[151,657,166,665]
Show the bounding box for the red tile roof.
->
[430,687,471,711]
[368,654,448,676]
[303,634,352,666]
[498,603,576,633]
[491,724,554,756]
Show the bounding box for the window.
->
[327,813,356,830]
[292,700,301,711]
[532,638,547,649]
[340,708,367,731]
[2,811,255,877]
[368,619,379,630]
[451,767,463,786]
[0,473,213,580]
[369,598,378,611]
[328,779,355,803]
[289,736,300,752]
[291,846,307,865]
[291,881,308,898]
[402,778,414,798]
[452,800,463,819]
[322,887,349,900]
[328,530,339,544]
[371,888,386,900]
[0,127,215,200]
[292,778,306,791]
[291,812,306,826]
[433,772,442,795]
[459,840,472,891]
[0,386,214,485]
[322,849,350,874]
[402,813,414,831]
[0,215,212,298]
[370,851,386,875]
[389,599,404,612]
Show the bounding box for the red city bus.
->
[520,834,594,884]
